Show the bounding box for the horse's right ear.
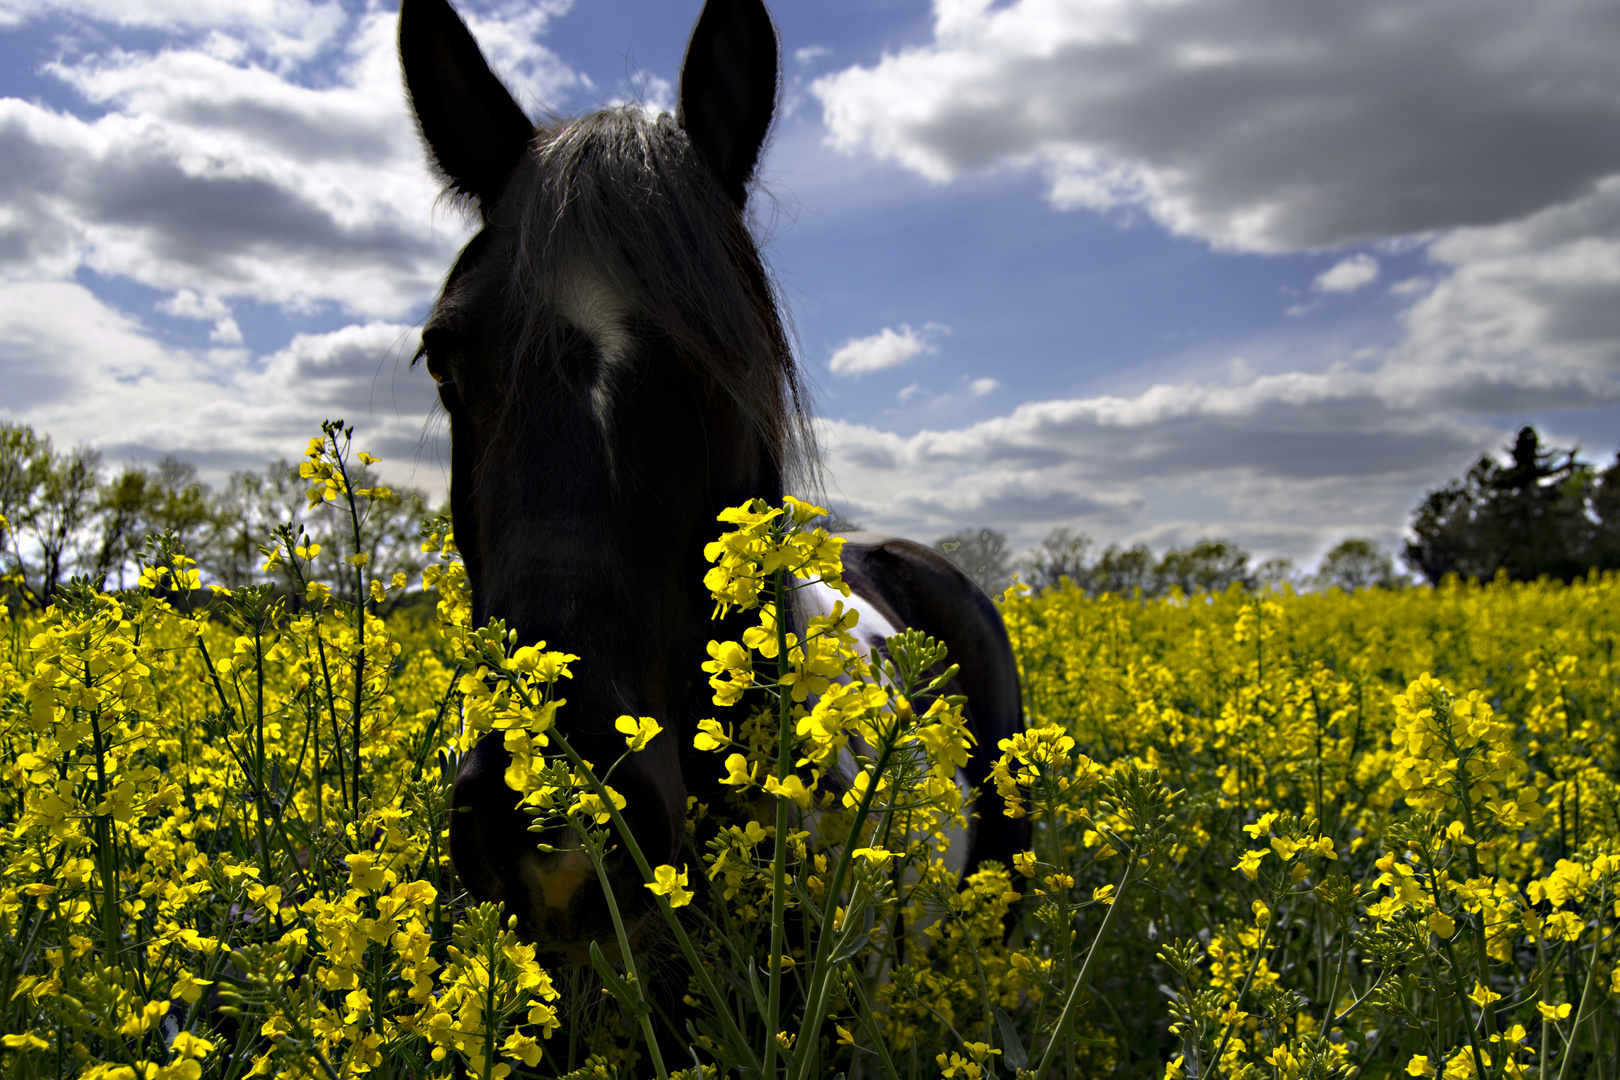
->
[399,0,533,211]
[678,0,779,205]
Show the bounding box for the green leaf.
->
[996,1008,1028,1072]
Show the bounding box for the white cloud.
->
[1405,177,1620,373]
[1315,254,1379,294]
[0,5,582,321]
[795,45,831,66]
[970,377,999,396]
[0,278,440,490]
[0,0,350,63]
[813,0,1620,253]
[816,320,1620,557]
[828,322,946,376]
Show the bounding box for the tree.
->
[1088,543,1158,597]
[1018,527,1093,592]
[1314,538,1401,592]
[1156,539,1251,595]
[34,445,103,600]
[0,424,103,604]
[1403,426,1615,584]
[205,461,305,588]
[1253,557,1299,593]
[147,457,214,555]
[0,423,51,602]
[934,528,1013,596]
[91,465,159,589]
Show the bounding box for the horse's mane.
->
[499,106,817,493]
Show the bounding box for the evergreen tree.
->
[1404,426,1616,584]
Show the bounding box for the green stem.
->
[790,732,902,1080]
[1557,892,1609,1080]
[1438,933,1489,1079]
[1313,921,1351,1055]
[576,825,669,1080]
[87,704,119,962]
[1028,858,1133,1080]
[765,565,792,1077]
[328,427,368,816]
[549,733,762,1075]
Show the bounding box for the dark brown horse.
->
[399,0,1028,956]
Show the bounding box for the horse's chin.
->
[505,846,664,959]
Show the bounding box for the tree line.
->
[929,527,1402,599]
[930,426,1620,597]
[0,422,433,608]
[5,420,1613,607]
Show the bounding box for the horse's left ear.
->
[678,0,779,205]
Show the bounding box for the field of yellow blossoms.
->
[1,426,1616,1080]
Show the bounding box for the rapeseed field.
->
[1,427,1615,1080]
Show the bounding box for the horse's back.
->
[834,531,1031,872]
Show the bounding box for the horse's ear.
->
[399,0,534,211]
[678,0,779,205]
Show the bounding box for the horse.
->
[399,0,1030,957]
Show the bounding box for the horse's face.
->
[400,0,792,954]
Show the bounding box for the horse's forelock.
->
[491,107,816,495]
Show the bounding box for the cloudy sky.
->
[2,0,1618,568]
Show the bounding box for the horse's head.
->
[400,0,806,953]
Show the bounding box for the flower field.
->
[1,427,1617,1080]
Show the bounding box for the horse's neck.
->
[791,578,972,882]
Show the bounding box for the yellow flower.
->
[719,753,758,789]
[1243,812,1280,838]
[348,852,388,893]
[1270,835,1301,860]
[645,865,694,908]
[1012,850,1038,877]
[575,785,627,824]
[615,714,663,752]
[763,773,812,810]
[1467,980,1503,1009]
[169,1032,215,1060]
[693,718,730,751]
[1234,849,1267,881]
[1406,1055,1436,1078]
[852,847,895,868]
[1428,911,1456,938]
[1536,1001,1572,1022]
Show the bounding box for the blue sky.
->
[2,0,1618,569]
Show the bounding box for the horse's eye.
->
[425,353,451,386]
[417,331,454,386]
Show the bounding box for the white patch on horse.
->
[554,267,632,431]
[794,579,972,881]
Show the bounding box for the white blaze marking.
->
[554,268,632,431]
